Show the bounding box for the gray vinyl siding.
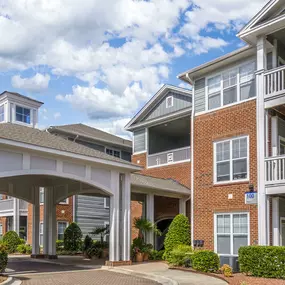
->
[75,195,109,238]
[121,151,131,162]
[134,129,146,153]
[143,92,191,121]
[194,78,206,114]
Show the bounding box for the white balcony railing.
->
[265,155,285,185]
[147,146,190,168]
[264,65,285,98]
[0,199,28,213]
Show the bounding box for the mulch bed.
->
[0,275,7,284]
[170,266,285,285]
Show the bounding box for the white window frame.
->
[15,105,31,125]
[57,221,68,241]
[205,60,256,112]
[40,188,44,205]
[104,197,110,209]
[105,147,121,158]
[39,222,44,246]
[214,212,250,257]
[166,96,174,108]
[279,136,285,155]
[214,136,249,184]
[0,105,4,122]
[104,221,109,242]
[59,198,69,205]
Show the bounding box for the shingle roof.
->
[48,123,132,149]
[0,123,136,167]
[131,173,190,195]
[0,91,44,105]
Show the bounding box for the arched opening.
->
[155,218,174,250]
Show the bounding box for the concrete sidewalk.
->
[107,262,227,285]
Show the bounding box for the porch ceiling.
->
[273,104,285,116]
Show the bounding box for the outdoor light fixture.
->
[248,184,255,192]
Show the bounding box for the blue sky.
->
[0,0,267,138]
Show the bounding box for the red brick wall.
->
[131,201,143,240]
[193,100,258,250]
[27,197,73,244]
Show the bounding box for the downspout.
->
[186,72,195,247]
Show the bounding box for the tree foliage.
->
[63,222,83,251]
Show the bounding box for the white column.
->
[256,36,267,245]
[122,173,131,261]
[109,171,120,262]
[179,198,187,216]
[146,193,154,245]
[32,187,40,256]
[271,116,278,156]
[48,187,57,257]
[13,198,20,235]
[272,197,280,246]
[43,188,49,255]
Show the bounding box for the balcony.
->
[264,65,285,100]
[265,155,285,186]
[148,146,191,168]
[0,199,28,216]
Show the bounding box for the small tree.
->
[63,222,83,251]
[133,217,161,242]
[163,214,190,259]
[2,231,21,253]
[90,225,109,244]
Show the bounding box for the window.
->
[214,136,248,183]
[40,188,44,204]
[104,222,109,243]
[57,221,68,241]
[0,195,2,200]
[59,198,68,204]
[106,148,120,158]
[167,153,173,163]
[215,213,249,256]
[0,105,4,122]
[39,222,43,246]
[16,106,31,124]
[207,61,256,111]
[280,136,285,155]
[104,197,110,209]
[166,96,174,108]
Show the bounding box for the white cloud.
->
[53,112,61,120]
[178,82,192,90]
[11,73,50,92]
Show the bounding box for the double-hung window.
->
[0,105,4,122]
[57,221,68,240]
[215,136,248,183]
[223,69,237,106]
[16,106,31,124]
[39,222,44,246]
[208,75,221,110]
[215,213,249,256]
[240,62,255,100]
[106,148,120,158]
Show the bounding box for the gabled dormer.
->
[0,91,43,128]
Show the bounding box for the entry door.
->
[280,218,285,246]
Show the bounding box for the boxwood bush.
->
[17,244,32,254]
[0,244,8,273]
[167,244,193,267]
[64,223,83,251]
[239,246,285,279]
[149,250,164,261]
[163,214,190,259]
[3,231,21,253]
[191,250,220,273]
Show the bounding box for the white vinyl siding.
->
[214,136,249,183]
[207,61,255,111]
[0,105,4,122]
[215,213,249,256]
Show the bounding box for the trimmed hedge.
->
[163,214,190,259]
[191,250,220,273]
[167,244,193,267]
[0,244,8,273]
[17,244,32,254]
[239,246,285,279]
[64,223,83,251]
[3,231,21,253]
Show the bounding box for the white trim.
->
[104,197,110,209]
[0,138,141,171]
[133,150,147,156]
[147,159,191,169]
[213,135,250,185]
[214,212,250,257]
[59,198,69,205]
[57,220,69,240]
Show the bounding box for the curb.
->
[103,267,178,285]
[1,277,21,285]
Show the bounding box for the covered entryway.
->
[0,123,141,263]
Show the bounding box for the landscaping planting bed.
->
[0,276,7,284]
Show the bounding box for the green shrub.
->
[0,244,8,273]
[167,244,193,267]
[163,214,190,259]
[19,239,26,245]
[149,250,164,261]
[17,244,32,254]
[64,223,83,251]
[56,240,64,251]
[86,246,103,259]
[192,250,219,273]
[83,235,93,252]
[239,246,285,279]
[3,231,21,253]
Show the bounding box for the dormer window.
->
[16,106,31,124]
[0,105,4,122]
[166,96,173,108]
